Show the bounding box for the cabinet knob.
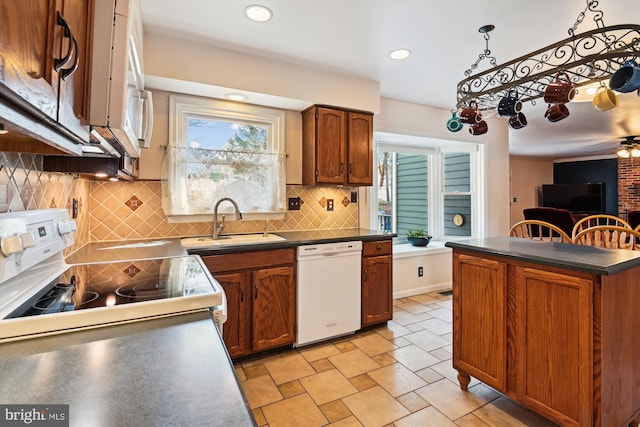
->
[376,245,382,250]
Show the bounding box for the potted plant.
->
[405,228,432,247]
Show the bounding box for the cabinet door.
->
[56,0,91,139]
[251,266,296,351]
[361,255,392,326]
[215,272,252,358]
[315,107,346,184]
[347,112,373,186]
[0,0,58,119]
[453,253,507,392]
[515,267,592,426]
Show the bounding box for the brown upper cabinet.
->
[0,0,92,154]
[302,105,373,186]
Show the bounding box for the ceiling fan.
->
[616,136,640,158]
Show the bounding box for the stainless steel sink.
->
[181,233,286,248]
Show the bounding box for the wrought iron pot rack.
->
[456,13,640,110]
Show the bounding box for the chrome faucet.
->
[212,197,243,239]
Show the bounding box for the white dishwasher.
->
[295,240,362,347]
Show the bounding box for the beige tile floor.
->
[236,291,559,427]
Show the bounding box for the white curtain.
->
[161,146,286,220]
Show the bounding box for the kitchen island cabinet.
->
[446,238,640,427]
[201,248,296,358]
[301,105,373,186]
[361,239,393,327]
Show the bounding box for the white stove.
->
[0,209,225,342]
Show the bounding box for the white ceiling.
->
[139,0,640,159]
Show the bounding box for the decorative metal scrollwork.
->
[457,24,640,109]
[456,0,640,110]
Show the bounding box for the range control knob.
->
[19,232,35,249]
[1,235,23,257]
[58,220,78,235]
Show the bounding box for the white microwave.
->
[89,0,153,158]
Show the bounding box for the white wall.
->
[393,244,452,298]
[509,156,554,224]
[143,32,380,114]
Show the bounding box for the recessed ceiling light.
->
[245,5,272,22]
[389,49,411,60]
[95,172,108,178]
[225,93,248,101]
[0,124,8,135]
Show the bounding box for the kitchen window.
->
[374,137,483,241]
[163,95,286,221]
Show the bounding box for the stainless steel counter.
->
[0,312,256,426]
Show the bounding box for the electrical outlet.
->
[288,197,301,210]
[351,191,358,203]
[327,199,334,211]
[72,198,79,218]
[418,266,424,277]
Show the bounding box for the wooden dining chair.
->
[509,220,572,243]
[572,225,640,249]
[571,214,631,239]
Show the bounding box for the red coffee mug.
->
[460,100,482,124]
[508,112,527,130]
[469,120,488,135]
[544,103,570,123]
[544,72,576,104]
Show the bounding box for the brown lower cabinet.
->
[452,249,640,427]
[201,249,296,359]
[361,240,393,327]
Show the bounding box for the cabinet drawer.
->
[363,240,392,257]
[201,248,295,273]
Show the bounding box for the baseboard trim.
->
[393,281,452,299]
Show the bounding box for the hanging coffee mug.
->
[609,60,640,93]
[446,110,463,132]
[592,83,618,112]
[544,103,570,123]
[469,120,488,136]
[544,72,576,104]
[498,90,522,117]
[508,112,528,130]
[460,100,482,124]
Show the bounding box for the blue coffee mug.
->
[446,111,463,133]
[609,60,640,93]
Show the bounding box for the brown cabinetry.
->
[0,0,92,154]
[452,247,640,427]
[201,249,296,358]
[361,240,393,327]
[302,105,373,186]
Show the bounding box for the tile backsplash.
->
[89,181,359,241]
[0,152,359,245]
[0,153,90,253]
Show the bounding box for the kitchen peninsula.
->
[446,238,640,427]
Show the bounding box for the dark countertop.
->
[445,237,640,276]
[188,228,395,256]
[51,227,393,427]
[0,312,256,427]
[65,229,395,262]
